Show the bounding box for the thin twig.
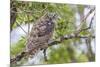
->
[77,13,95,34]
[16,22,27,34]
[77,7,95,31]
[27,14,30,35]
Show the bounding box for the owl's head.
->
[44,12,58,21]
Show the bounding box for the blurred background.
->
[10,0,95,65]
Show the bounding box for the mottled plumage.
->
[25,13,57,56]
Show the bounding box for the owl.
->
[11,13,57,63]
[25,13,57,61]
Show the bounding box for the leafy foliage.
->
[10,36,26,56]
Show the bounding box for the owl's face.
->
[34,12,57,37]
[45,13,58,22]
[48,13,57,19]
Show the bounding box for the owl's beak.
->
[53,13,61,20]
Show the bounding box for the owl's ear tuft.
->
[46,12,58,20]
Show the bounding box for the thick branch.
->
[48,35,95,46]
[10,1,17,31]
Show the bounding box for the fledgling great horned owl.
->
[11,13,57,64]
[25,13,57,56]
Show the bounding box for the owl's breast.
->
[37,20,54,37]
[25,17,55,52]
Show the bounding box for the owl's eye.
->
[47,13,55,18]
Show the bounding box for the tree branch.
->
[77,13,95,34]
[48,8,95,46]
[10,1,17,31]
[16,22,27,34]
[76,7,95,31]
[48,35,95,46]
